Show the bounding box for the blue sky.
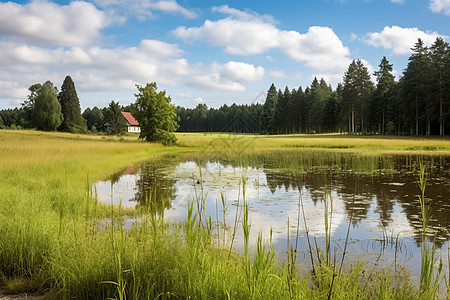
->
[0,0,449,110]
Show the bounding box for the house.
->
[104,111,141,133]
[121,112,141,133]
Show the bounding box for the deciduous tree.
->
[30,81,63,131]
[134,83,178,145]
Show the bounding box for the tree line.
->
[1,37,449,137]
[0,77,138,134]
[178,38,450,136]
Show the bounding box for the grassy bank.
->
[0,130,448,299]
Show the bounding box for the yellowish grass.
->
[175,132,450,154]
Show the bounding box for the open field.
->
[176,132,450,154]
[1,129,449,299]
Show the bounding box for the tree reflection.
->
[133,162,177,214]
[248,154,450,245]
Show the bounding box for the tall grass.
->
[0,130,448,299]
[417,163,443,298]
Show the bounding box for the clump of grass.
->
[417,162,443,298]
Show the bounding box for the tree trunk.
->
[361,103,364,134]
[416,92,419,136]
[351,105,355,134]
[440,70,443,136]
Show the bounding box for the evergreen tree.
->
[321,94,338,133]
[402,39,430,135]
[342,60,374,134]
[429,37,449,135]
[58,76,85,132]
[370,57,396,134]
[30,81,63,131]
[309,78,332,133]
[287,87,300,133]
[104,100,126,134]
[262,83,278,134]
[273,87,290,134]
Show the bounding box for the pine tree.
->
[273,87,290,134]
[429,37,449,135]
[403,39,430,135]
[58,76,86,132]
[371,57,396,134]
[262,84,278,134]
[342,60,374,134]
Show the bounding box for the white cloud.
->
[176,92,193,99]
[93,0,196,20]
[279,27,351,71]
[173,19,279,55]
[429,0,450,15]
[187,61,264,92]
[0,38,265,107]
[173,7,351,72]
[364,26,444,55]
[391,0,404,3]
[0,0,110,46]
[270,70,286,78]
[149,1,197,19]
[221,61,265,82]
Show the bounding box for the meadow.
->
[1,129,450,299]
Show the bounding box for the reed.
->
[417,163,443,298]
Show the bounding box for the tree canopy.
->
[28,81,64,131]
[134,83,178,145]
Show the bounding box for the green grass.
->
[1,129,449,299]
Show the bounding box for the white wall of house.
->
[128,126,141,133]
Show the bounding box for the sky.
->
[0,0,449,110]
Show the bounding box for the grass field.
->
[0,129,449,299]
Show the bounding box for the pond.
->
[95,150,450,279]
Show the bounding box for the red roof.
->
[121,112,139,126]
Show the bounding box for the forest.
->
[1,38,449,136]
[178,38,450,136]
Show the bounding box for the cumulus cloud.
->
[364,26,444,55]
[173,6,350,73]
[0,38,264,107]
[188,61,265,92]
[429,0,450,15]
[93,0,197,20]
[0,0,110,46]
[390,0,404,3]
[173,19,279,55]
[221,61,265,82]
[270,70,286,78]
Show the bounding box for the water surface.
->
[95,151,450,278]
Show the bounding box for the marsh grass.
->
[1,130,450,299]
[417,163,443,298]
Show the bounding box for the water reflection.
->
[96,153,450,249]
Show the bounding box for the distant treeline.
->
[177,38,450,136]
[1,38,449,136]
